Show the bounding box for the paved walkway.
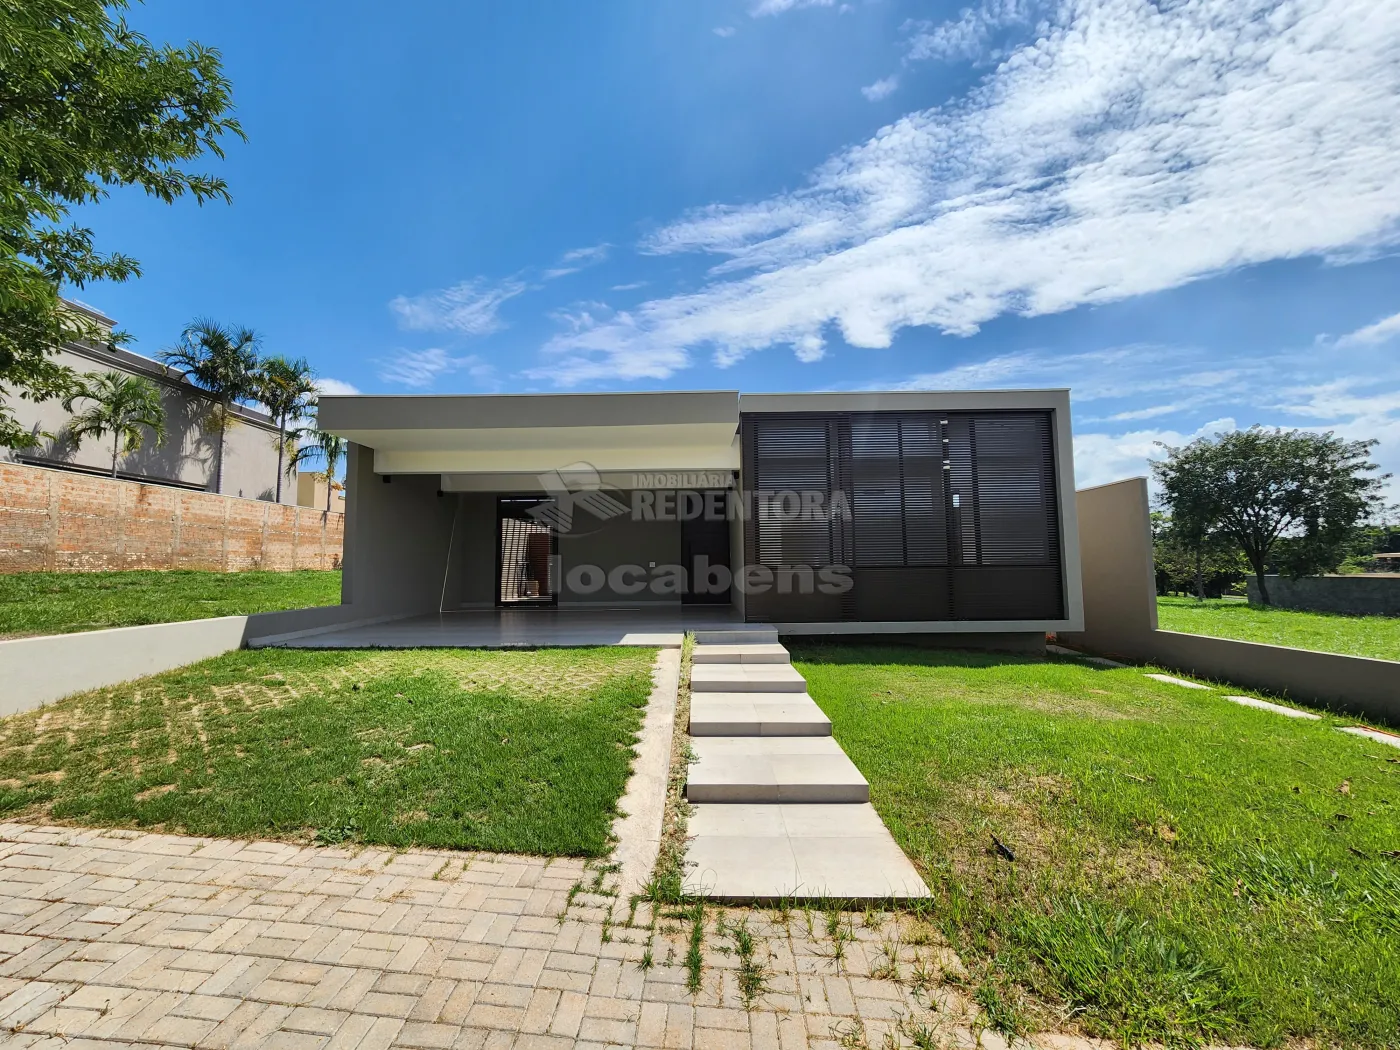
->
[683,631,930,902]
[0,822,1010,1050]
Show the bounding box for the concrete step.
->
[690,694,831,737]
[692,627,779,645]
[684,804,931,902]
[692,643,791,665]
[690,663,808,693]
[685,736,867,803]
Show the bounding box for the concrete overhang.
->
[317,391,741,474]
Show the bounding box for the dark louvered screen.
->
[742,410,1063,623]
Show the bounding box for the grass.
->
[0,645,657,856]
[1157,594,1400,661]
[792,644,1400,1048]
[0,569,343,638]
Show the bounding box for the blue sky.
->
[74,0,1400,494]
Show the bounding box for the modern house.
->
[2,300,292,502]
[316,389,1083,644]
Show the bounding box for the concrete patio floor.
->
[261,607,743,650]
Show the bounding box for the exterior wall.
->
[1246,574,1400,617]
[558,494,683,604]
[340,442,459,614]
[296,473,347,514]
[1059,477,1400,725]
[456,493,497,606]
[0,461,343,574]
[2,341,292,504]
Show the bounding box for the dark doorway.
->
[681,490,732,605]
[497,497,557,606]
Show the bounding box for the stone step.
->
[684,804,931,902]
[685,737,867,803]
[689,694,831,736]
[692,643,791,665]
[690,663,808,693]
[691,627,779,646]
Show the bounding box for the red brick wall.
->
[0,461,344,573]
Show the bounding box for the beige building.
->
[1,301,295,504]
[296,471,346,513]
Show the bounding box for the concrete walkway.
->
[683,631,930,903]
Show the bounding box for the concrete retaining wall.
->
[0,603,388,717]
[1247,574,1400,616]
[0,461,344,574]
[1058,478,1400,726]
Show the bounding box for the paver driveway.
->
[0,822,1005,1050]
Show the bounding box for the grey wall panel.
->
[558,493,682,604]
[342,442,458,615]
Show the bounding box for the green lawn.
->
[1157,594,1400,661]
[793,645,1400,1049]
[0,646,656,856]
[0,569,342,638]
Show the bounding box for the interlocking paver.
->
[0,822,1131,1050]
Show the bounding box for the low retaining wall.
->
[0,460,343,573]
[0,604,396,717]
[1247,574,1400,617]
[1059,478,1400,726]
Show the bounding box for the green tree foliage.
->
[62,369,165,476]
[0,0,241,449]
[1152,427,1388,604]
[1151,511,1247,598]
[289,424,347,512]
[255,356,318,504]
[159,319,258,494]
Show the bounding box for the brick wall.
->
[0,461,344,573]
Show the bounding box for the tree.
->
[255,356,318,504]
[62,370,166,477]
[289,425,347,512]
[160,319,258,494]
[0,0,241,449]
[1152,427,1388,605]
[1151,511,1246,598]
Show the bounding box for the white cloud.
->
[750,0,833,15]
[611,281,648,292]
[389,278,526,335]
[860,76,899,102]
[378,348,495,389]
[544,244,611,280]
[714,26,737,37]
[1336,310,1400,348]
[904,0,1038,63]
[314,378,360,397]
[539,0,1400,384]
[1073,417,1238,489]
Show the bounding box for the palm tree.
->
[62,371,167,477]
[255,356,318,504]
[160,319,260,494]
[289,424,348,512]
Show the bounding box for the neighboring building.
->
[317,389,1083,640]
[297,471,346,514]
[1,301,294,504]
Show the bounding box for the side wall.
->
[1246,574,1400,617]
[0,461,343,574]
[1059,477,1400,725]
[341,443,459,614]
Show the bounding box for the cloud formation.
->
[904,0,1038,63]
[314,378,361,397]
[378,348,494,388]
[544,244,611,280]
[390,278,526,336]
[749,0,834,16]
[1336,310,1400,349]
[537,0,1400,385]
[860,76,899,101]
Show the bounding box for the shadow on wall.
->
[1058,478,1399,727]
